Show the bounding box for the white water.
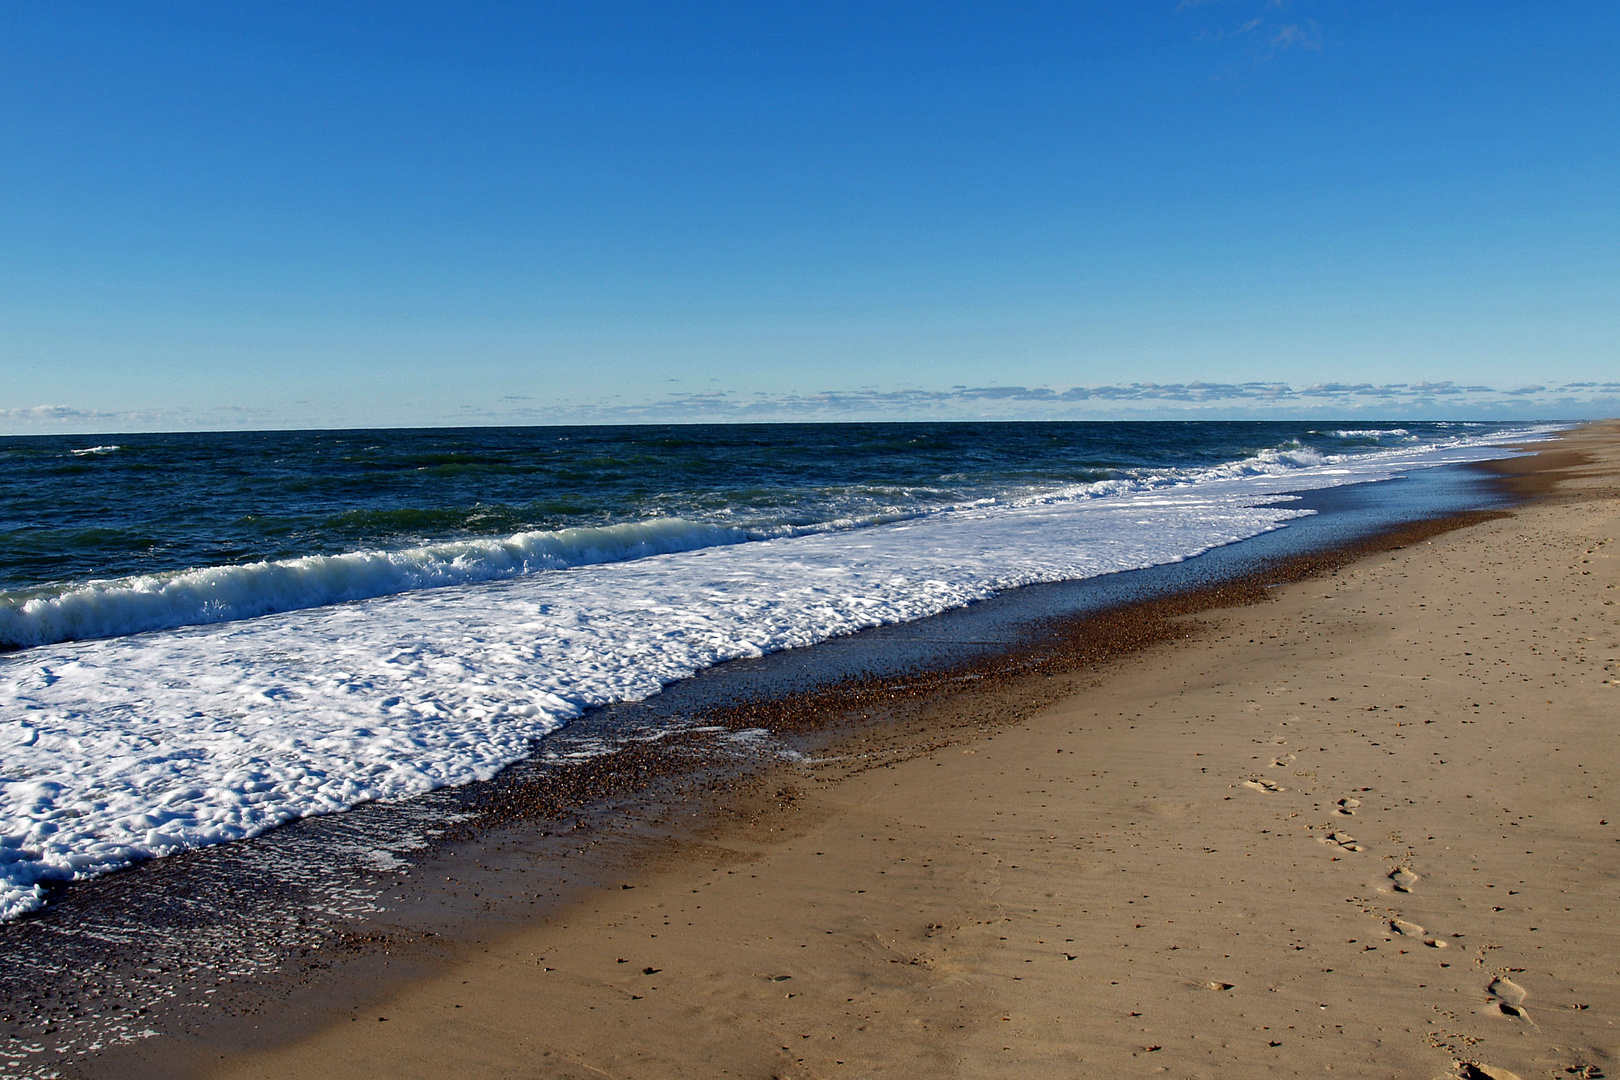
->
[0,430,1554,919]
[1326,428,1413,440]
[0,518,752,650]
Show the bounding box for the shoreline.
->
[17,424,1613,1079]
[195,419,1616,1080]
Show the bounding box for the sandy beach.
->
[197,422,1619,1080]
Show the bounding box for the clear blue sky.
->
[2,1,1616,431]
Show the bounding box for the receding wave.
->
[0,518,749,650]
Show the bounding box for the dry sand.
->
[215,422,1619,1080]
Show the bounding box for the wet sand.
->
[190,421,1616,1079]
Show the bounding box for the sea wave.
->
[1326,428,1413,440]
[0,518,750,650]
[1017,441,1349,504]
[0,427,1551,650]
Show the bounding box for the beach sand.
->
[210,422,1618,1080]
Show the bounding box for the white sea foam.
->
[0,519,750,650]
[69,445,123,456]
[0,426,1560,919]
[1327,428,1413,440]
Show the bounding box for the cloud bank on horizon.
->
[0,2,1615,430]
[6,380,1617,435]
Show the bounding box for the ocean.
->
[0,420,1558,921]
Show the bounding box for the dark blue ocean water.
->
[0,420,1524,594]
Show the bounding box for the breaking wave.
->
[0,518,749,650]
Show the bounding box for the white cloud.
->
[6,379,1613,435]
[514,380,1620,425]
[1184,1,1324,68]
[0,403,268,435]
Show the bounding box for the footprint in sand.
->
[1487,976,1531,1020]
[1243,779,1285,793]
[1271,753,1296,768]
[1388,916,1449,948]
[1320,831,1365,852]
[1388,867,1420,892]
[1454,1063,1524,1080]
[1488,976,1526,1005]
[1334,797,1361,816]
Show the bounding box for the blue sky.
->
[2,1,1616,431]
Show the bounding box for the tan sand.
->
[214,422,1619,1080]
